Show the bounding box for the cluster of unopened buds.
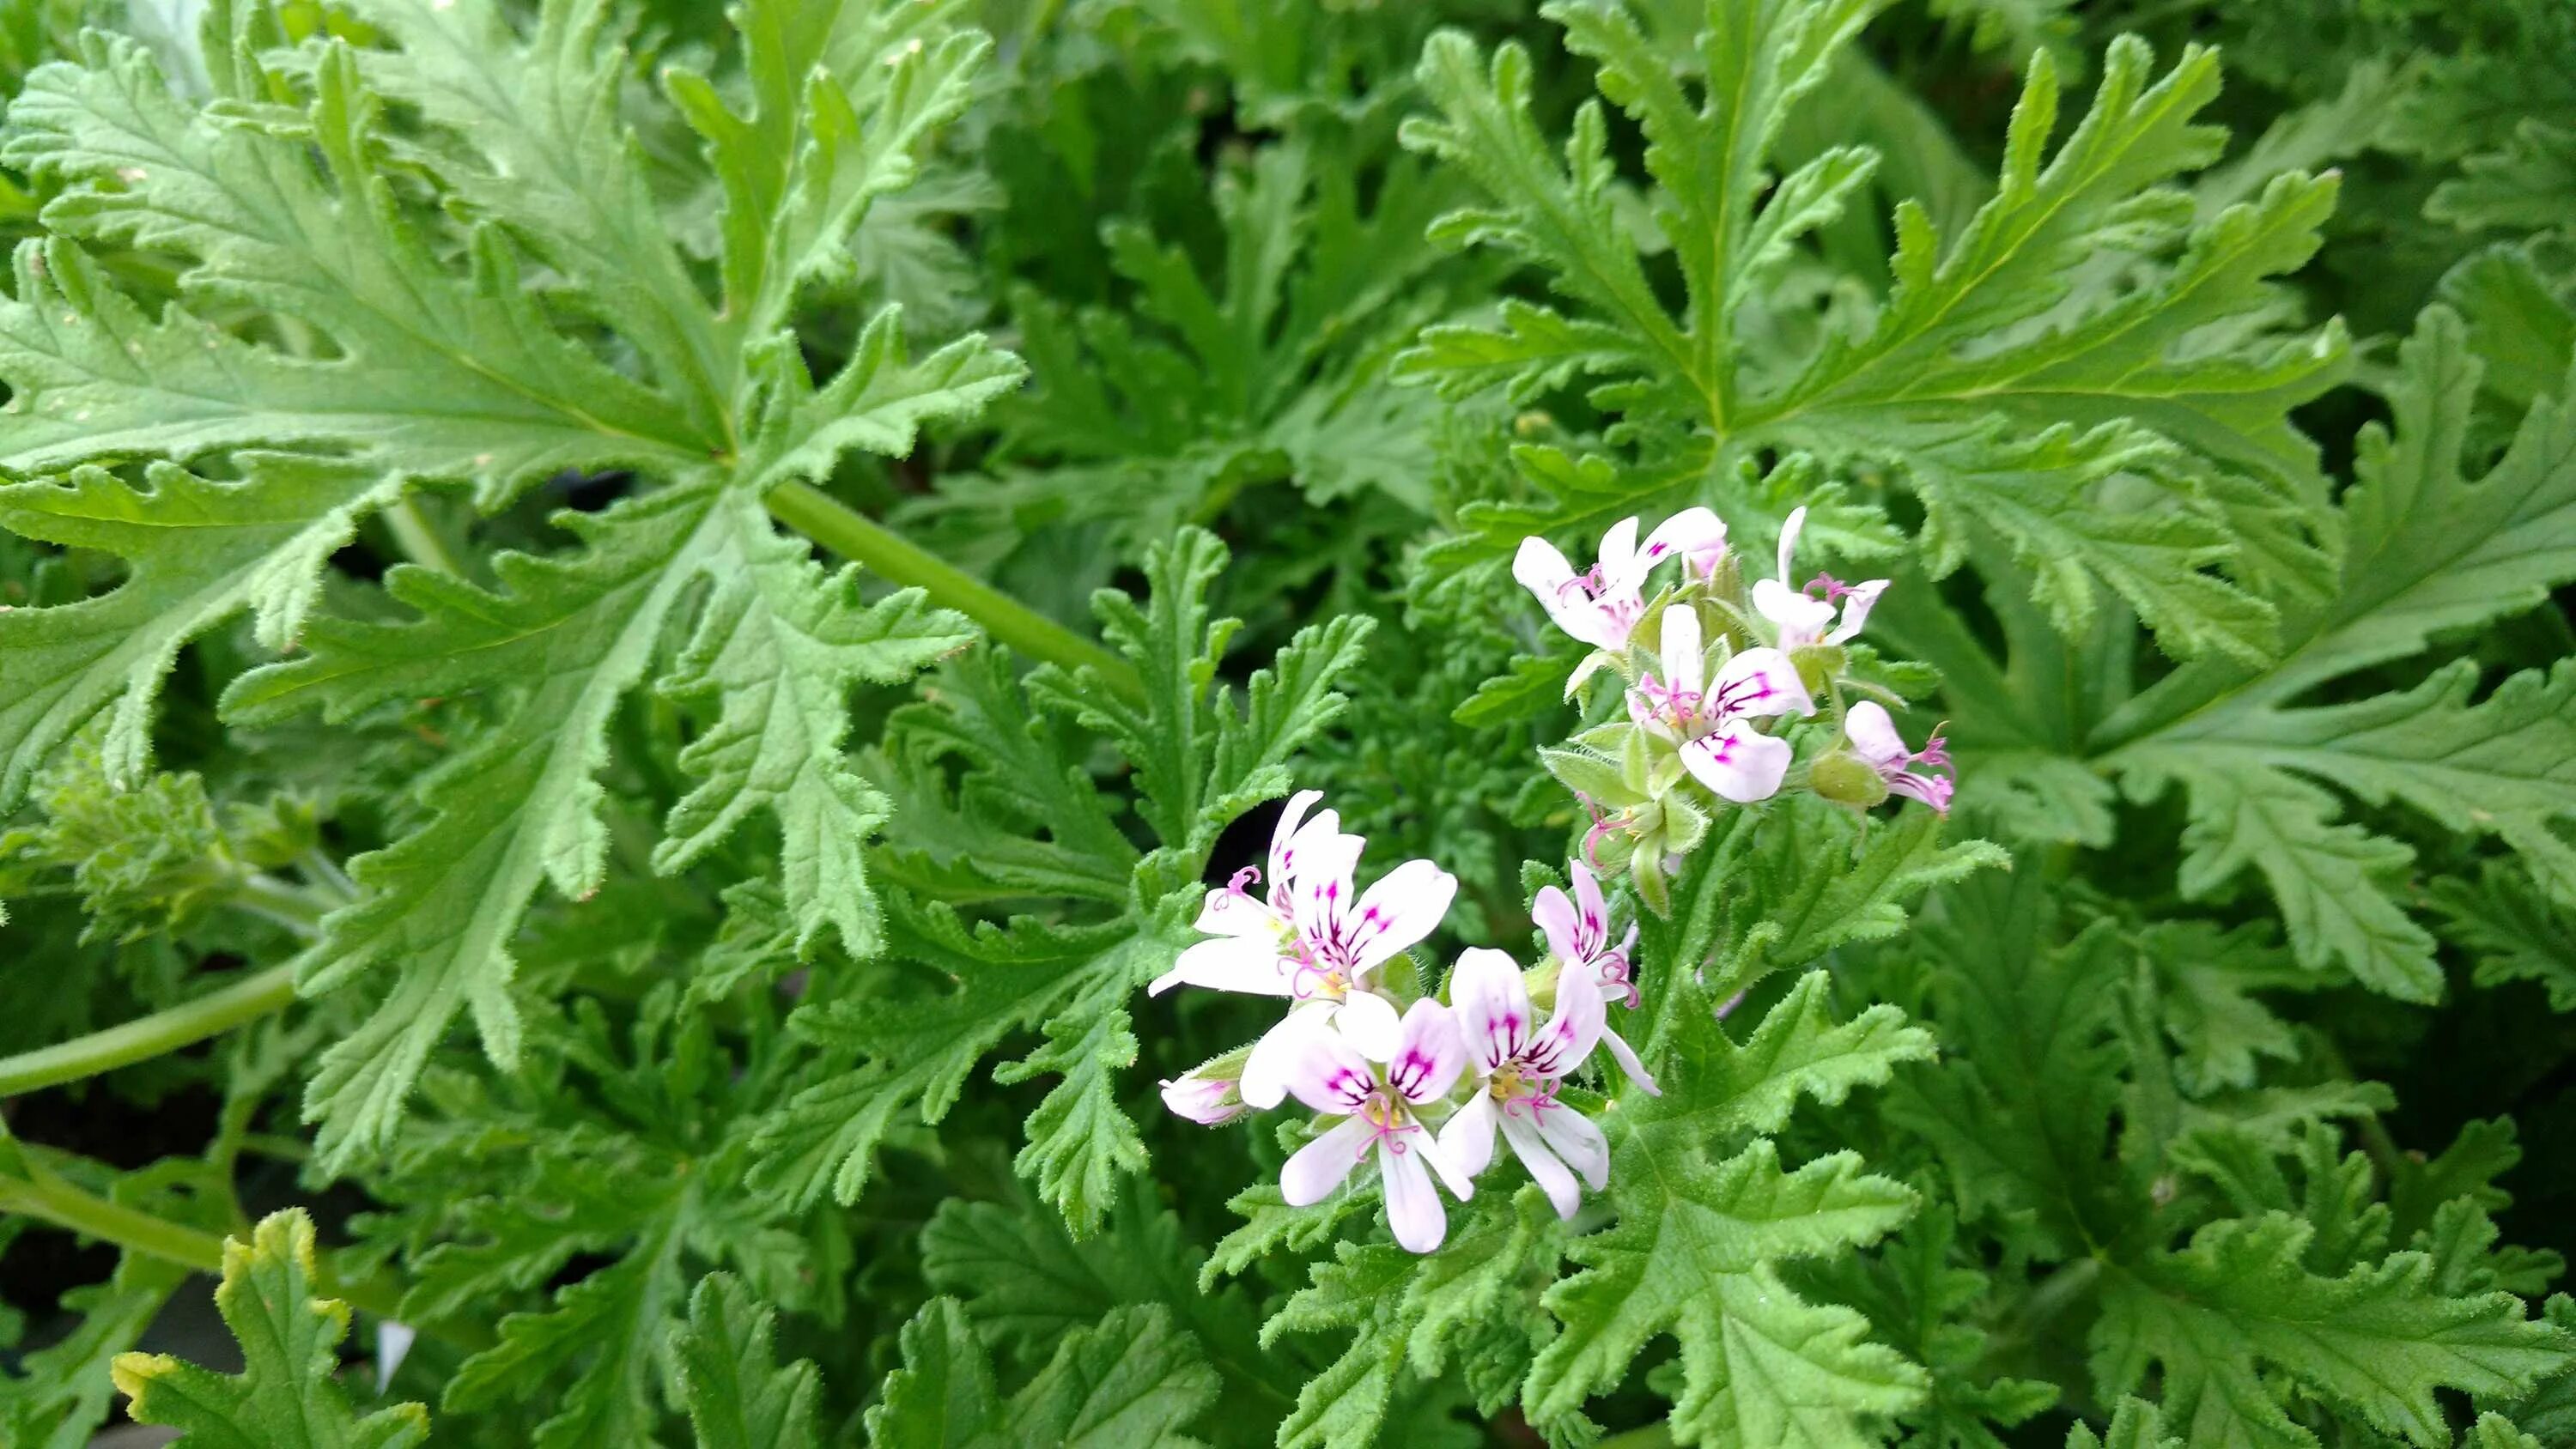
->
[1515,505,1953,909]
[1153,792,1656,1252]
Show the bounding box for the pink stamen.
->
[1354,1091,1420,1156]
[1803,572,1855,603]
[1226,865,1261,895]
[1597,952,1640,1009]
[1500,1081,1564,1120]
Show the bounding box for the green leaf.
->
[2068,1399,2183,1449]
[921,1190,1298,1417]
[673,1273,823,1449]
[654,490,975,959]
[2093,1213,2576,1448]
[110,1210,431,1449]
[2098,307,2576,996]
[2433,864,2576,1011]
[867,1297,1218,1448]
[0,33,708,497]
[1402,9,2344,662]
[226,485,726,1171]
[1528,1140,1924,1443]
[0,458,394,804]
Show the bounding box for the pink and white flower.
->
[1513,509,1728,652]
[1844,701,1955,815]
[1531,861,1657,1094]
[1751,506,1887,651]
[1628,605,1814,803]
[1148,791,1458,1107]
[1276,1001,1476,1252]
[1439,948,1613,1219]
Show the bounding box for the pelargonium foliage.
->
[0,2,2571,1447]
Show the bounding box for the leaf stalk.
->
[764,480,1144,699]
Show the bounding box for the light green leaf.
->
[2093,1214,2575,1449]
[867,1297,1217,1449]
[655,489,975,959]
[111,1210,431,1449]
[674,1273,823,1449]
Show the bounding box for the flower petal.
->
[1599,1025,1660,1095]
[1438,1090,1499,1178]
[1422,1121,1478,1202]
[1571,862,1612,955]
[1636,506,1727,584]
[1149,932,1289,997]
[1380,1140,1449,1252]
[1659,603,1703,700]
[1194,885,1280,938]
[1244,1005,1356,1111]
[1532,884,1586,973]
[1522,959,1606,1078]
[1827,578,1889,644]
[1536,1103,1610,1190]
[1500,1109,1583,1219]
[1449,946,1534,1073]
[1889,771,1954,815]
[1595,515,1641,585]
[1341,858,1457,974]
[1750,576,1835,643]
[1680,723,1795,803]
[1777,505,1807,585]
[1386,998,1467,1104]
[1843,700,1912,774]
[1710,646,1814,719]
[1515,537,1621,650]
[1331,989,1404,1062]
[1267,789,1326,891]
[1290,845,1361,949]
[1281,1115,1373,1206]
[1512,534,1578,610]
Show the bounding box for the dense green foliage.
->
[0,0,2572,1445]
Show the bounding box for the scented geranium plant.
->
[1,0,2573,1446]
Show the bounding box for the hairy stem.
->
[765,480,1144,698]
[0,962,301,1096]
[0,1161,491,1350]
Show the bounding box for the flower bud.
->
[1160,1044,1255,1125]
[1808,749,1889,808]
[1789,642,1846,694]
[1159,1073,1245,1125]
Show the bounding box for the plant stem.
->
[1595,1423,1674,1449]
[0,962,298,1096]
[0,1161,492,1350]
[764,479,1144,698]
[380,494,464,577]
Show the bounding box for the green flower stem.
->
[765,479,1144,699]
[0,962,298,1097]
[0,1160,492,1350]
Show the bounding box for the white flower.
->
[1844,701,1955,815]
[1513,508,1728,652]
[1439,948,1614,1219]
[1276,1000,1476,1252]
[1750,506,1887,651]
[1627,605,1814,803]
[1148,790,1458,1108]
[1531,860,1657,1094]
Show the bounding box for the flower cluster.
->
[1155,793,1655,1252]
[1520,506,1953,908]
